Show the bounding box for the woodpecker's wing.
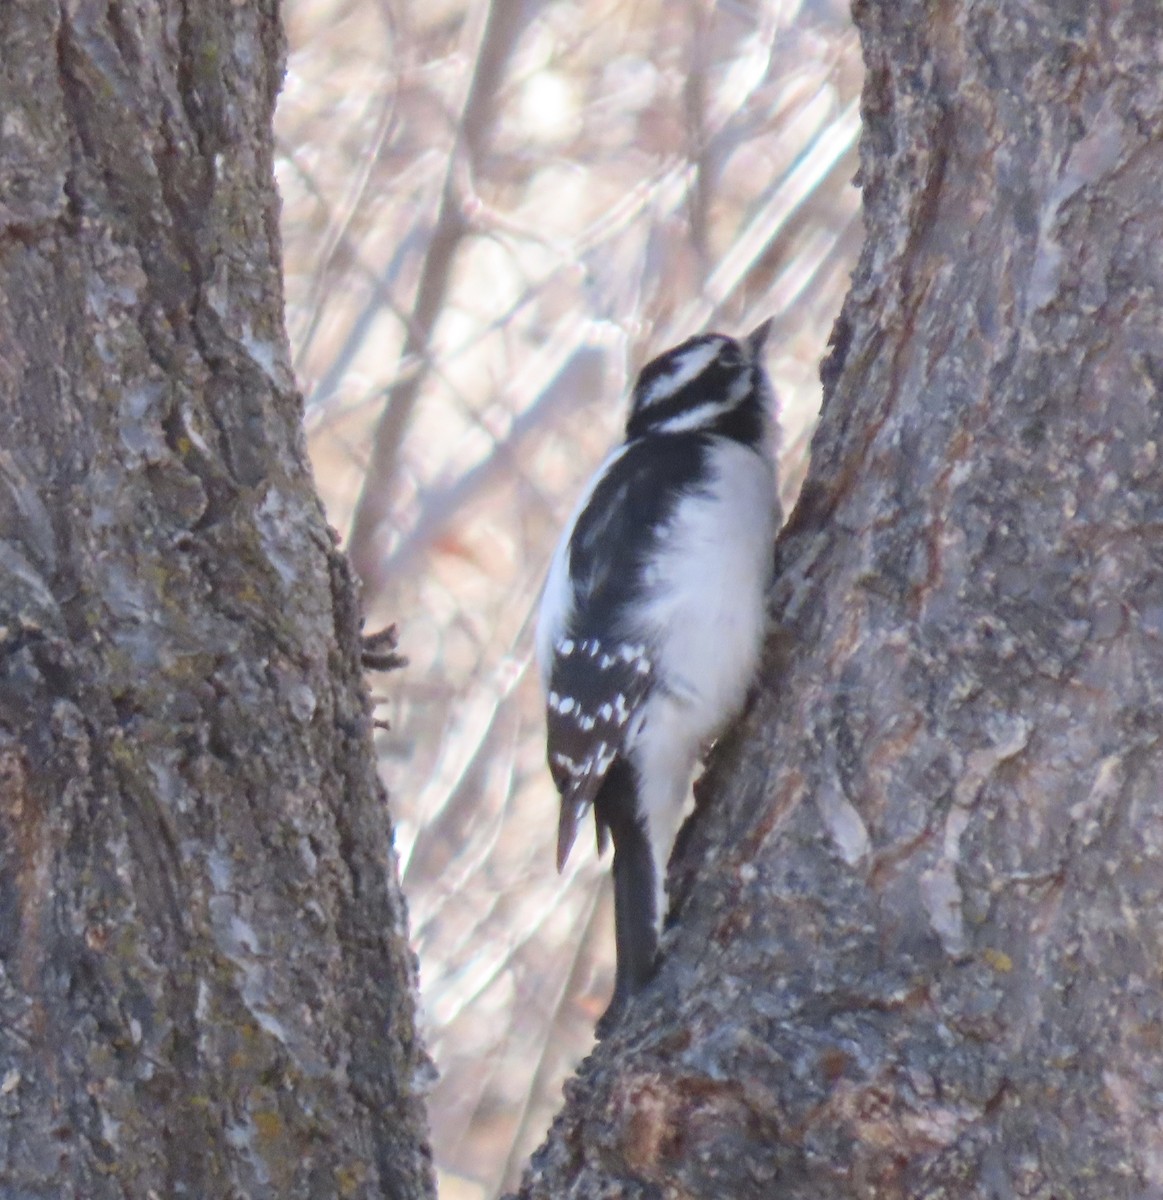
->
[547,636,652,870]
[536,445,626,691]
[567,435,709,617]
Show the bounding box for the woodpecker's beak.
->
[744,317,773,360]
[556,797,588,872]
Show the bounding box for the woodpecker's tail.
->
[593,760,659,1037]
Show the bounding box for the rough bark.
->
[515,3,1163,1197]
[0,4,432,1197]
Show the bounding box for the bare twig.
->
[346,0,531,594]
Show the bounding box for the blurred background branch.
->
[277,1,862,1195]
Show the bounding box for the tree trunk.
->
[515,3,1163,1197]
[0,4,432,1197]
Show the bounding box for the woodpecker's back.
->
[536,321,780,1035]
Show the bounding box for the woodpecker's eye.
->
[717,343,744,370]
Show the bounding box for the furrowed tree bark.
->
[0,4,432,1197]
[515,4,1163,1198]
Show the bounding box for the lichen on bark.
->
[0,3,433,1196]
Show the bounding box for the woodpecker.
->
[536,321,780,1034]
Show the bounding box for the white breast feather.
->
[633,437,776,732]
[625,436,777,932]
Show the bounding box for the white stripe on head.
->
[635,340,723,410]
[653,397,733,435]
[651,368,754,434]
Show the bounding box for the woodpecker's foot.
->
[361,623,407,672]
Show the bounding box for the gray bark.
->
[515,2,1163,1197]
[0,4,432,1197]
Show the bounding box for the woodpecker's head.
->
[625,319,773,444]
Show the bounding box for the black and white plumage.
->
[536,321,780,1034]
